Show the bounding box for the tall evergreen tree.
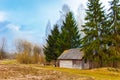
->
[44,25,60,62]
[108,0,120,67]
[81,0,107,67]
[57,12,81,54]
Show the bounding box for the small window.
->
[84,59,87,63]
[73,60,80,65]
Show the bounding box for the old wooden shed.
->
[58,48,89,69]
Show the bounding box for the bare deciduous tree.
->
[15,39,32,53]
[32,44,45,63]
[15,39,45,64]
[15,39,32,64]
[0,38,7,59]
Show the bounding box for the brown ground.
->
[0,64,93,80]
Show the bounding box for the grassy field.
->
[0,59,120,80]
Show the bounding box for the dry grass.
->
[0,60,120,80]
[42,66,120,80]
[0,64,90,80]
[0,59,18,64]
[0,60,90,80]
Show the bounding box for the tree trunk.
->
[99,55,103,67]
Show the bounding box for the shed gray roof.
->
[58,48,84,60]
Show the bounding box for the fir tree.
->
[108,0,120,67]
[44,24,60,62]
[57,12,81,54]
[81,0,107,67]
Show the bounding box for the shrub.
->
[15,40,45,64]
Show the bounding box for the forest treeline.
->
[44,0,120,68]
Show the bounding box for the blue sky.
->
[0,0,110,52]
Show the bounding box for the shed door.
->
[59,60,72,68]
[73,60,82,69]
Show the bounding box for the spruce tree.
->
[57,12,81,54]
[82,0,107,67]
[44,24,60,62]
[108,0,120,67]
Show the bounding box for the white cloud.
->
[6,23,20,32]
[0,11,7,22]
